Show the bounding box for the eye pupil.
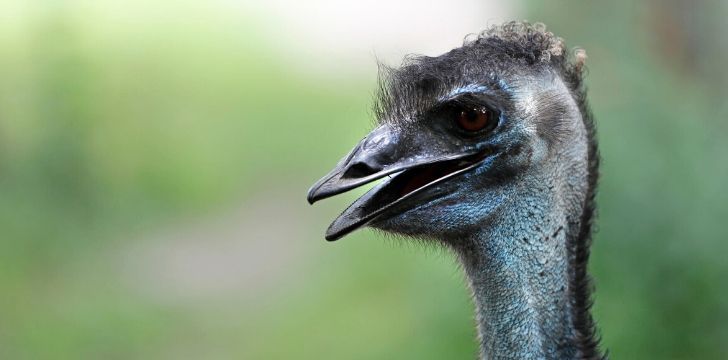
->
[456,107,491,132]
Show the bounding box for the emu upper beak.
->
[307,124,490,241]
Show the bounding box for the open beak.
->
[308,124,491,241]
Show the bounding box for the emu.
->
[308,22,604,360]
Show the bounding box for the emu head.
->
[308,23,591,244]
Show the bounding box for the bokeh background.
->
[1,1,727,359]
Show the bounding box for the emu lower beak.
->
[307,124,489,241]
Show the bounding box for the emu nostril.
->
[343,162,381,178]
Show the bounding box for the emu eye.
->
[455,107,493,133]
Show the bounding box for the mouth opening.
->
[397,150,491,198]
[320,147,494,241]
[353,148,492,225]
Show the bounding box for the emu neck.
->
[456,179,585,359]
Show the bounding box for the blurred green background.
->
[1,1,727,359]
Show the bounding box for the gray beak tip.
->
[306,188,317,205]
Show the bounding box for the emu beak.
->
[308,124,490,241]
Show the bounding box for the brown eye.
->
[456,107,492,132]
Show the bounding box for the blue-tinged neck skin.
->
[453,165,586,360]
